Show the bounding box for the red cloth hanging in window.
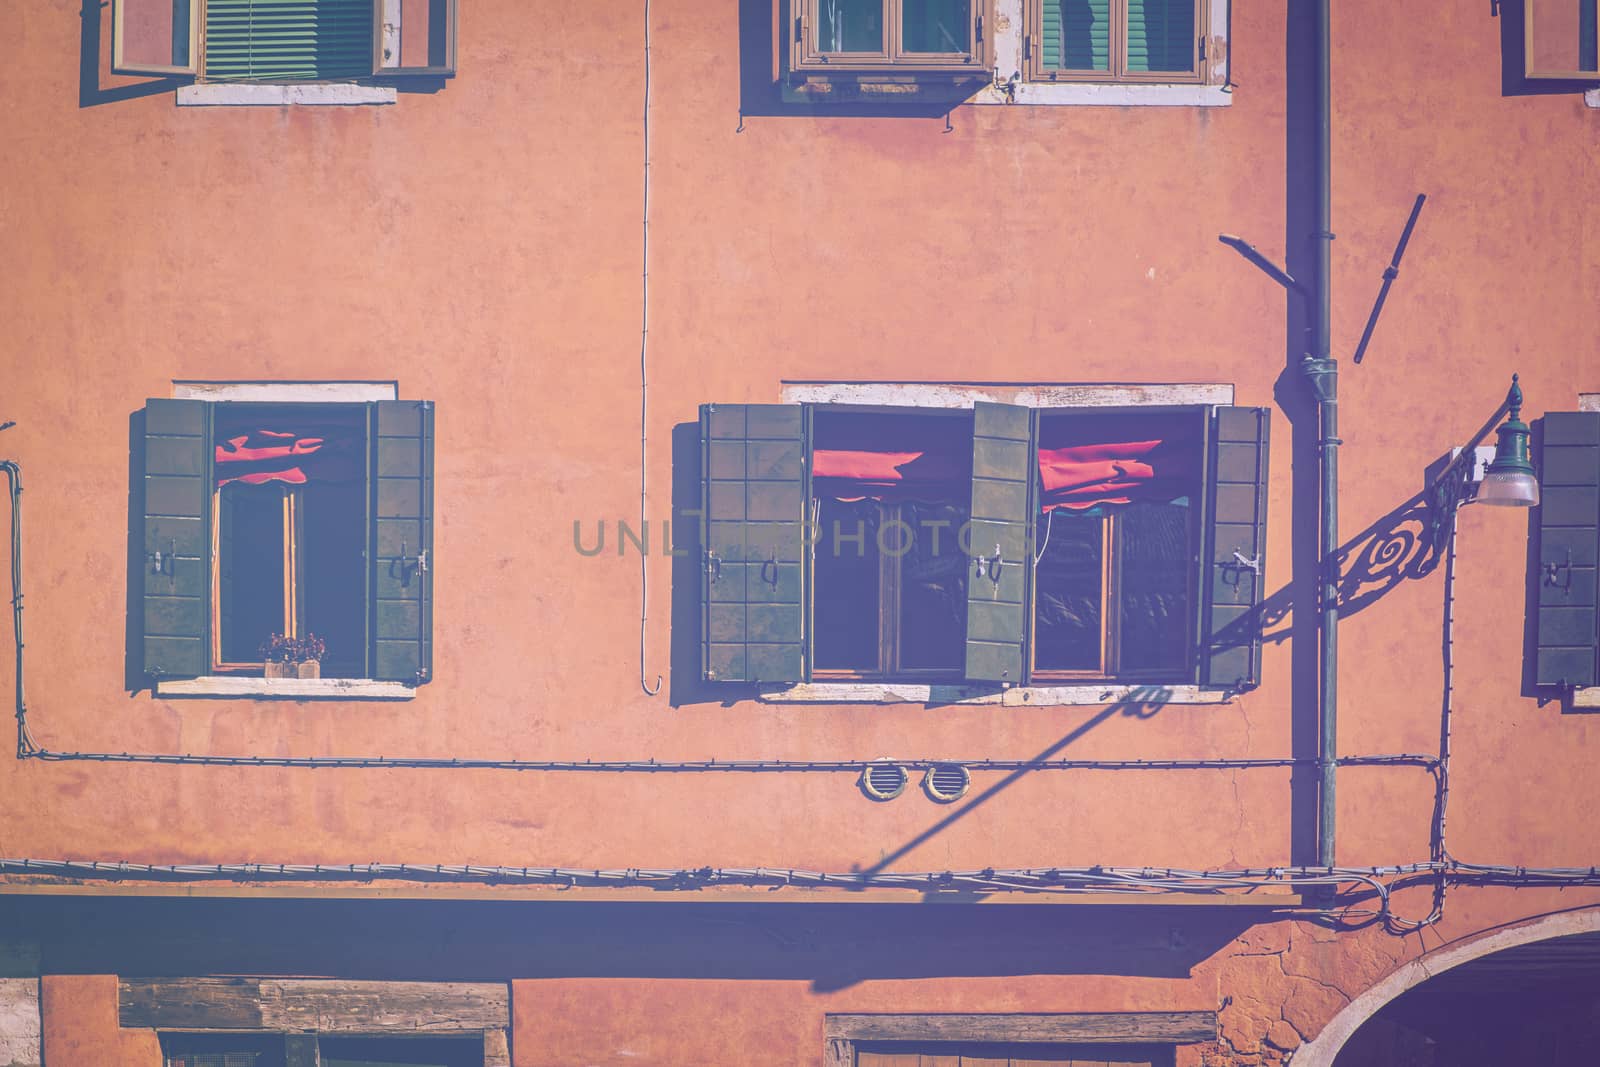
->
[213,416,362,488]
[215,429,325,486]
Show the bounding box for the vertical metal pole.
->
[1304,0,1339,869]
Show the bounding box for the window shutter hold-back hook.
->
[705,548,722,584]
[1544,550,1572,594]
[761,548,780,590]
[149,538,175,576]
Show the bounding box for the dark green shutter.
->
[142,399,210,680]
[700,404,806,684]
[1042,0,1110,71]
[964,402,1035,685]
[371,400,433,683]
[1536,412,1600,689]
[1199,406,1270,689]
[1126,0,1194,73]
[204,0,371,81]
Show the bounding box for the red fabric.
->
[215,429,327,486]
[812,448,967,501]
[1038,438,1166,511]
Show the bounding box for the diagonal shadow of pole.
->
[853,688,1174,880]
[852,488,1448,880]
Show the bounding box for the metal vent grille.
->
[860,761,908,801]
[204,0,371,81]
[167,1054,259,1067]
[924,763,971,802]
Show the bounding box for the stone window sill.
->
[1574,688,1600,709]
[177,84,397,107]
[155,676,416,700]
[757,683,1230,707]
[1587,89,1599,108]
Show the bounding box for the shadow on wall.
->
[16,894,1261,991]
[79,0,185,109]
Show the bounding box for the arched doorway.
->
[1293,909,1600,1066]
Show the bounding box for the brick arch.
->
[1291,907,1600,1066]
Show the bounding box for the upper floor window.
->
[112,0,456,81]
[794,0,987,71]
[1525,0,1599,80]
[698,400,1269,691]
[1027,0,1206,84]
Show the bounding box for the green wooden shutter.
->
[142,399,210,680]
[205,0,371,81]
[1536,412,1600,689]
[964,402,1035,685]
[371,400,433,683]
[700,404,807,684]
[1126,0,1195,73]
[1042,0,1110,71]
[1199,406,1271,689]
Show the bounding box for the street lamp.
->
[1475,377,1540,507]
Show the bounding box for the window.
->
[699,400,1269,690]
[854,1043,1174,1066]
[1026,0,1206,84]
[162,1033,483,1067]
[1534,411,1599,690]
[822,1012,1215,1066]
[1525,0,1600,80]
[112,0,456,81]
[792,0,988,72]
[140,396,435,686]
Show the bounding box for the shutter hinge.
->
[1199,36,1206,61]
[795,16,803,43]
[1023,34,1032,61]
[975,15,983,43]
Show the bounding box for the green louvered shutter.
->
[964,402,1035,685]
[142,399,211,681]
[1042,0,1110,71]
[204,0,371,81]
[371,400,434,684]
[1199,406,1270,689]
[1535,412,1600,689]
[1126,0,1196,73]
[701,404,807,684]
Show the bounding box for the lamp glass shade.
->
[1476,468,1540,507]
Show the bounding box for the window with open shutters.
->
[1026,0,1207,85]
[1534,412,1599,690]
[112,0,456,80]
[699,400,1269,690]
[140,397,434,687]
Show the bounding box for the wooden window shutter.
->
[964,402,1035,685]
[1042,0,1111,71]
[141,398,210,680]
[371,400,434,684]
[1199,406,1270,689]
[1126,0,1196,74]
[700,404,807,684]
[113,0,199,76]
[1535,412,1600,689]
[372,0,457,76]
[205,0,372,81]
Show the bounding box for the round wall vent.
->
[859,760,909,801]
[924,763,971,803]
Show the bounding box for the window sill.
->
[969,82,1232,107]
[1573,688,1600,709]
[177,84,397,107]
[155,676,416,700]
[757,683,1231,706]
[1588,88,1600,108]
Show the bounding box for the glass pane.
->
[902,0,970,53]
[218,483,285,664]
[117,0,193,69]
[1033,511,1103,671]
[379,0,453,69]
[1127,0,1196,73]
[814,498,881,670]
[319,1035,482,1067]
[1528,0,1600,75]
[1116,501,1191,674]
[1042,0,1110,71]
[301,482,366,679]
[817,0,884,53]
[896,500,969,671]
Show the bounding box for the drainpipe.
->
[1303,0,1339,869]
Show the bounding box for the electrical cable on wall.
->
[638,0,662,697]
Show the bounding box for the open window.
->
[782,0,992,102]
[1525,0,1600,80]
[1026,0,1207,85]
[699,400,1269,690]
[112,0,456,80]
[140,397,435,686]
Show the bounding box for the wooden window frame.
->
[1524,0,1600,80]
[824,1013,1217,1066]
[1024,0,1208,86]
[792,0,991,74]
[1028,406,1206,686]
[113,0,457,83]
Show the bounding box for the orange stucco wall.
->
[2,0,1598,1063]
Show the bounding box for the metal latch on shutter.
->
[1544,550,1573,594]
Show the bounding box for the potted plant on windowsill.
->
[260,633,325,680]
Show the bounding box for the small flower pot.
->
[296,660,321,680]
[264,660,294,680]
